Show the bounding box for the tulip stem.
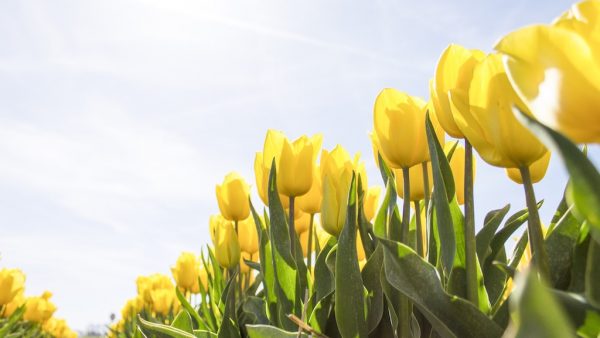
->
[519,165,549,280]
[422,163,430,220]
[307,213,315,275]
[464,140,478,306]
[414,201,424,257]
[289,196,296,256]
[401,167,411,244]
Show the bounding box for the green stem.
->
[307,213,315,275]
[414,200,424,257]
[519,165,550,280]
[289,196,296,256]
[401,167,411,244]
[422,162,430,218]
[464,140,478,306]
[234,220,242,303]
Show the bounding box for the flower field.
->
[2,1,600,337]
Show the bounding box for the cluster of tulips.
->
[0,268,77,338]
[114,1,599,337]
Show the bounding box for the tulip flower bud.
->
[296,166,322,214]
[363,186,381,221]
[43,317,77,338]
[373,90,444,169]
[0,268,25,306]
[444,143,475,205]
[136,274,174,304]
[170,252,200,293]
[278,134,322,198]
[2,293,24,318]
[432,45,486,138]
[216,172,250,222]
[320,145,364,237]
[452,53,548,168]
[150,288,177,316]
[496,0,600,143]
[506,151,551,184]
[213,219,241,269]
[23,291,56,323]
[238,216,259,254]
[255,130,291,208]
[121,296,144,320]
[394,162,433,202]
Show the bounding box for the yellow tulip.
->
[316,223,331,249]
[121,296,144,320]
[506,151,551,184]
[451,53,547,168]
[277,134,322,198]
[212,219,241,269]
[0,268,25,305]
[432,45,486,138]
[444,143,475,205]
[238,216,259,254]
[2,292,24,318]
[394,162,433,202]
[373,89,444,169]
[150,288,177,316]
[320,145,364,237]
[255,130,298,207]
[171,252,200,293]
[43,317,77,338]
[23,291,56,323]
[296,166,322,214]
[216,172,250,222]
[363,186,381,221]
[240,251,259,274]
[136,274,174,304]
[495,0,600,143]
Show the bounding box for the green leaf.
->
[569,231,591,293]
[586,235,600,307]
[380,238,503,338]
[246,325,309,338]
[137,315,196,338]
[193,330,218,338]
[426,112,456,275]
[267,161,300,329]
[545,202,582,289]
[176,287,205,330]
[507,268,575,338]
[172,310,194,333]
[517,110,600,238]
[308,239,335,333]
[0,305,26,337]
[335,173,368,338]
[361,244,385,334]
[217,273,241,338]
[552,290,600,337]
[476,205,511,263]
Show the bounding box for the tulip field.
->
[2,1,600,337]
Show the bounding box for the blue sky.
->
[0,0,590,331]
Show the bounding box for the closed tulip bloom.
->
[136,274,174,304]
[0,268,25,305]
[296,166,322,214]
[394,162,433,202]
[374,89,430,169]
[363,186,381,221]
[432,45,486,138]
[2,292,24,318]
[23,291,56,323]
[213,220,241,269]
[216,172,250,222]
[495,1,600,143]
[150,288,177,316]
[277,134,322,197]
[506,151,551,184]
[320,145,364,236]
[43,317,77,338]
[121,296,144,319]
[444,143,475,205]
[238,216,259,254]
[171,252,200,293]
[452,53,548,168]
[255,129,293,207]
